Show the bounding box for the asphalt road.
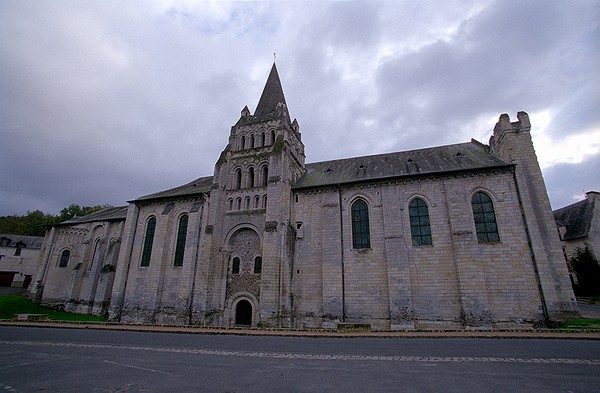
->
[0,326,599,393]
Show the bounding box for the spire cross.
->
[274,52,276,63]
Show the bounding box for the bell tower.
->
[202,63,305,327]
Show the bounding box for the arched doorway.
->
[235,299,252,326]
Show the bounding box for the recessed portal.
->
[235,299,252,326]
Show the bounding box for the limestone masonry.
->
[32,64,579,330]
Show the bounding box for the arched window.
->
[261,132,266,146]
[58,249,70,268]
[254,195,260,209]
[141,217,156,267]
[232,257,240,274]
[271,130,275,145]
[351,199,371,249]
[261,166,268,187]
[248,167,255,188]
[254,256,262,274]
[228,198,233,211]
[262,195,268,209]
[472,191,500,243]
[245,196,251,210]
[236,198,242,210]
[89,238,101,271]
[235,168,242,190]
[173,214,188,267]
[250,134,255,149]
[409,198,432,246]
[240,135,246,150]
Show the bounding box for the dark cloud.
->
[0,1,597,215]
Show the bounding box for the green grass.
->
[556,318,600,330]
[0,295,107,322]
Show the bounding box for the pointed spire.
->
[254,63,289,119]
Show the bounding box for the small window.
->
[409,198,432,246]
[248,167,255,188]
[173,214,188,267]
[232,257,240,274]
[236,197,242,210]
[262,195,268,209]
[254,256,262,274]
[351,199,371,249]
[271,130,276,145]
[141,216,156,267]
[241,136,246,150]
[261,166,268,187]
[261,132,266,147]
[228,198,233,211]
[250,134,255,149]
[59,249,70,268]
[245,196,251,210]
[254,196,260,209]
[235,168,242,190]
[472,191,500,243]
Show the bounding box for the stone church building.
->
[32,64,578,330]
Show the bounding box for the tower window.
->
[262,166,268,187]
[472,191,500,243]
[254,256,262,274]
[232,257,240,274]
[235,168,242,190]
[248,167,255,188]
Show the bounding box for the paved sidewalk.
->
[2,320,599,340]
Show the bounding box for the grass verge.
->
[556,318,600,330]
[0,294,107,322]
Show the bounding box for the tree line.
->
[0,204,111,237]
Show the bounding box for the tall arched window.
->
[248,167,255,188]
[240,135,246,150]
[261,166,268,187]
[89,239,101,271]
[235,168,242,189]
[173,214,189,267]
[261,132,266,146]
[262,195,268,209]
[254,195,260,209]
[254,256,262,274]
[232,257,240,274]
[250,134,255,149]
[58,249,70,268]
[409,198,432,246]
[228,198,233,211]
[471,191,500,243]
[270,130,275,145]
[245,196,251,210]
[141,216,156,267]
[236,198,242,210]
[351,199,371,249]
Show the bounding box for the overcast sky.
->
[1,1,598,216]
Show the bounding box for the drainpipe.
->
[512,170,550,324]
[337,185,346,322]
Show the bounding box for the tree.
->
[0,204,112,237]
[570,246,600,297]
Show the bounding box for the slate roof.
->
[134,176,213,203]
[0,234,44,249]
[293,140,513,190]
[553,193,597,240]
[59,206,129,226]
